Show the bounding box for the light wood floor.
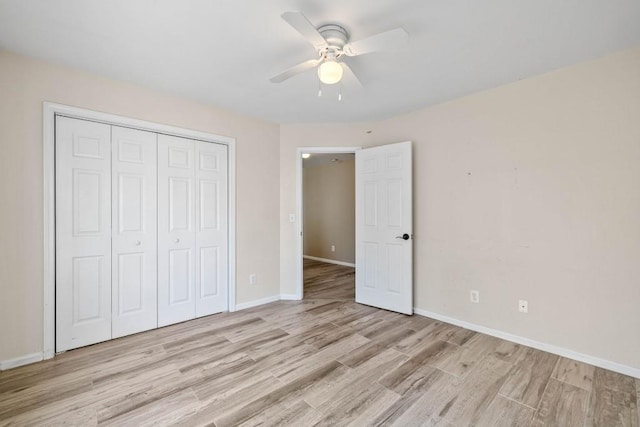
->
[1,263,638,426]
[304,258,355,301]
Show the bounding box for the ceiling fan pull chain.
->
[338,82,343,101]
[318,79,323,97]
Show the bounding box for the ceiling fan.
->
[270,11,409,89]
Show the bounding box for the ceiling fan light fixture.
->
[317,59,343,85]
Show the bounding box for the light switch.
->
[289,214,295,223]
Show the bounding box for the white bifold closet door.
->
[195,140,228,317]
[56,117,113,352]
[57,116,228,352]
[157,134,228,327]
[111,126,158,338]
[57,119,160,350]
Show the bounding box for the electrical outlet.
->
[470,290,480,303]
[249,273,256,285]
[331,245,335,252]
[518,300,528,313]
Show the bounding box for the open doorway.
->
[295,147,360,301]
[295,142,413,314]
[303,152,355,300]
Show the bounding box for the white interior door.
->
[355,141,413,314]
[195,141,229,316]
[157,134,196,326]
[111,126,158,338]
[56,116,112,351]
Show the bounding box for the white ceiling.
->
[1,0,639,124]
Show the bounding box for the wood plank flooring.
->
[0,261,637,426]
[304,258,355,301]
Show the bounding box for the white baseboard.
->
[414,308,640,379]
[234,295,281,311]
[0,352,44,371]
[303,255,355,268]
[280,294,302,301]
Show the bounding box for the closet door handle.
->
[135,240,141,246]
[174,238,180,244]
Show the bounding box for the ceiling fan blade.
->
[341,62,363,89]
[270,58,321,83]
[343,28,408,57]
[281,11,328,50]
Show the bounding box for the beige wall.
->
[281,47,640,370]
[2,45,639,371]
[0,50,280,362]
[303,158,355,264]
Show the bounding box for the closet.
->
[55,116,228,352]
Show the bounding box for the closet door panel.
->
[195,141,228,316]
[56,116,112,352]
[111,126,158,338]
[169,248,192,303]
[158,134,196,326]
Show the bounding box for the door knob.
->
[396,233,410,241]
[174,238,180,243]
[135,240,141,246]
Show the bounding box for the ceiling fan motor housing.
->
[317,24,349,50]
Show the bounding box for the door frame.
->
[43,102,237,359]
[294,146,361,300]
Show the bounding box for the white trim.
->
[414,308,640,379]
[43,102,237,358]
[295,146,360,300]
[0,352,44,371]
[280,294,301,301]
[234,295,281,311]
[43,107,56,360]
[303,255,355,268]
[227,141,237,312]
[45,103,235,144]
